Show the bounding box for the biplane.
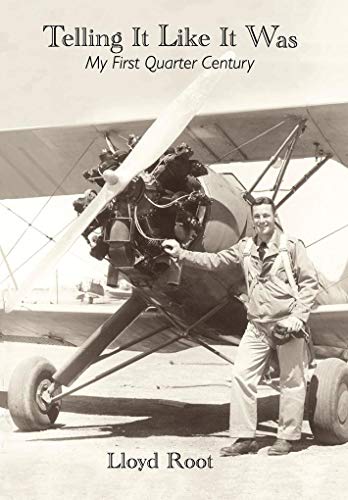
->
[1,65,348,445]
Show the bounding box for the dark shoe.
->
[220,438,258,457]
[268,438,293,456]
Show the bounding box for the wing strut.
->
[271,122,305,201]
[275,153,332,209]
[41,292,237,406]
[240,118,333,210]
[143,293,238,364]
[244,119,307,203]
[47,334,182,405]
[0,244,18,290]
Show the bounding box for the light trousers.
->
[229,322,309,440]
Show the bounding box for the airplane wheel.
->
[308,358,348,444]
[8,356,62,431]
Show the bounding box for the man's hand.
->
[277,317,303,333]
[162,239,182,258]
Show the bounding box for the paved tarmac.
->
[1,340,348,500]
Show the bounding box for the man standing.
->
[163,197,318,456]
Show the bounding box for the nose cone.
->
[103,169,119,185]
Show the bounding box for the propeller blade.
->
[5,51,234,313]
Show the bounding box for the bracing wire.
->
[306,222,348,296]
[0,217,92,286]
[306,222,348,248]
[0,201,55,242]
[3,136,97,260]
[217,120,286,163]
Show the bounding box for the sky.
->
[0,0,347,293]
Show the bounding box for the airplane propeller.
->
[4,51,234,313]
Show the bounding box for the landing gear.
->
[8,356,61,431]
[8,294,148,431]
[308,358,348,444]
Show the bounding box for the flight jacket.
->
[178,230,319,329]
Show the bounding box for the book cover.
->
[1,1,348,499]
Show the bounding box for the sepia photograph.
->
[1,1,348,498]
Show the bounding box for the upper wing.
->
[1,101,348,199]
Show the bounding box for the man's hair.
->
[251,197,276,214]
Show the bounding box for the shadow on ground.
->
[0,389,296,443]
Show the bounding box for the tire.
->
[8,356,62,431]
[308,358,348,444]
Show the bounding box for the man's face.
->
[252,203,276,240]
